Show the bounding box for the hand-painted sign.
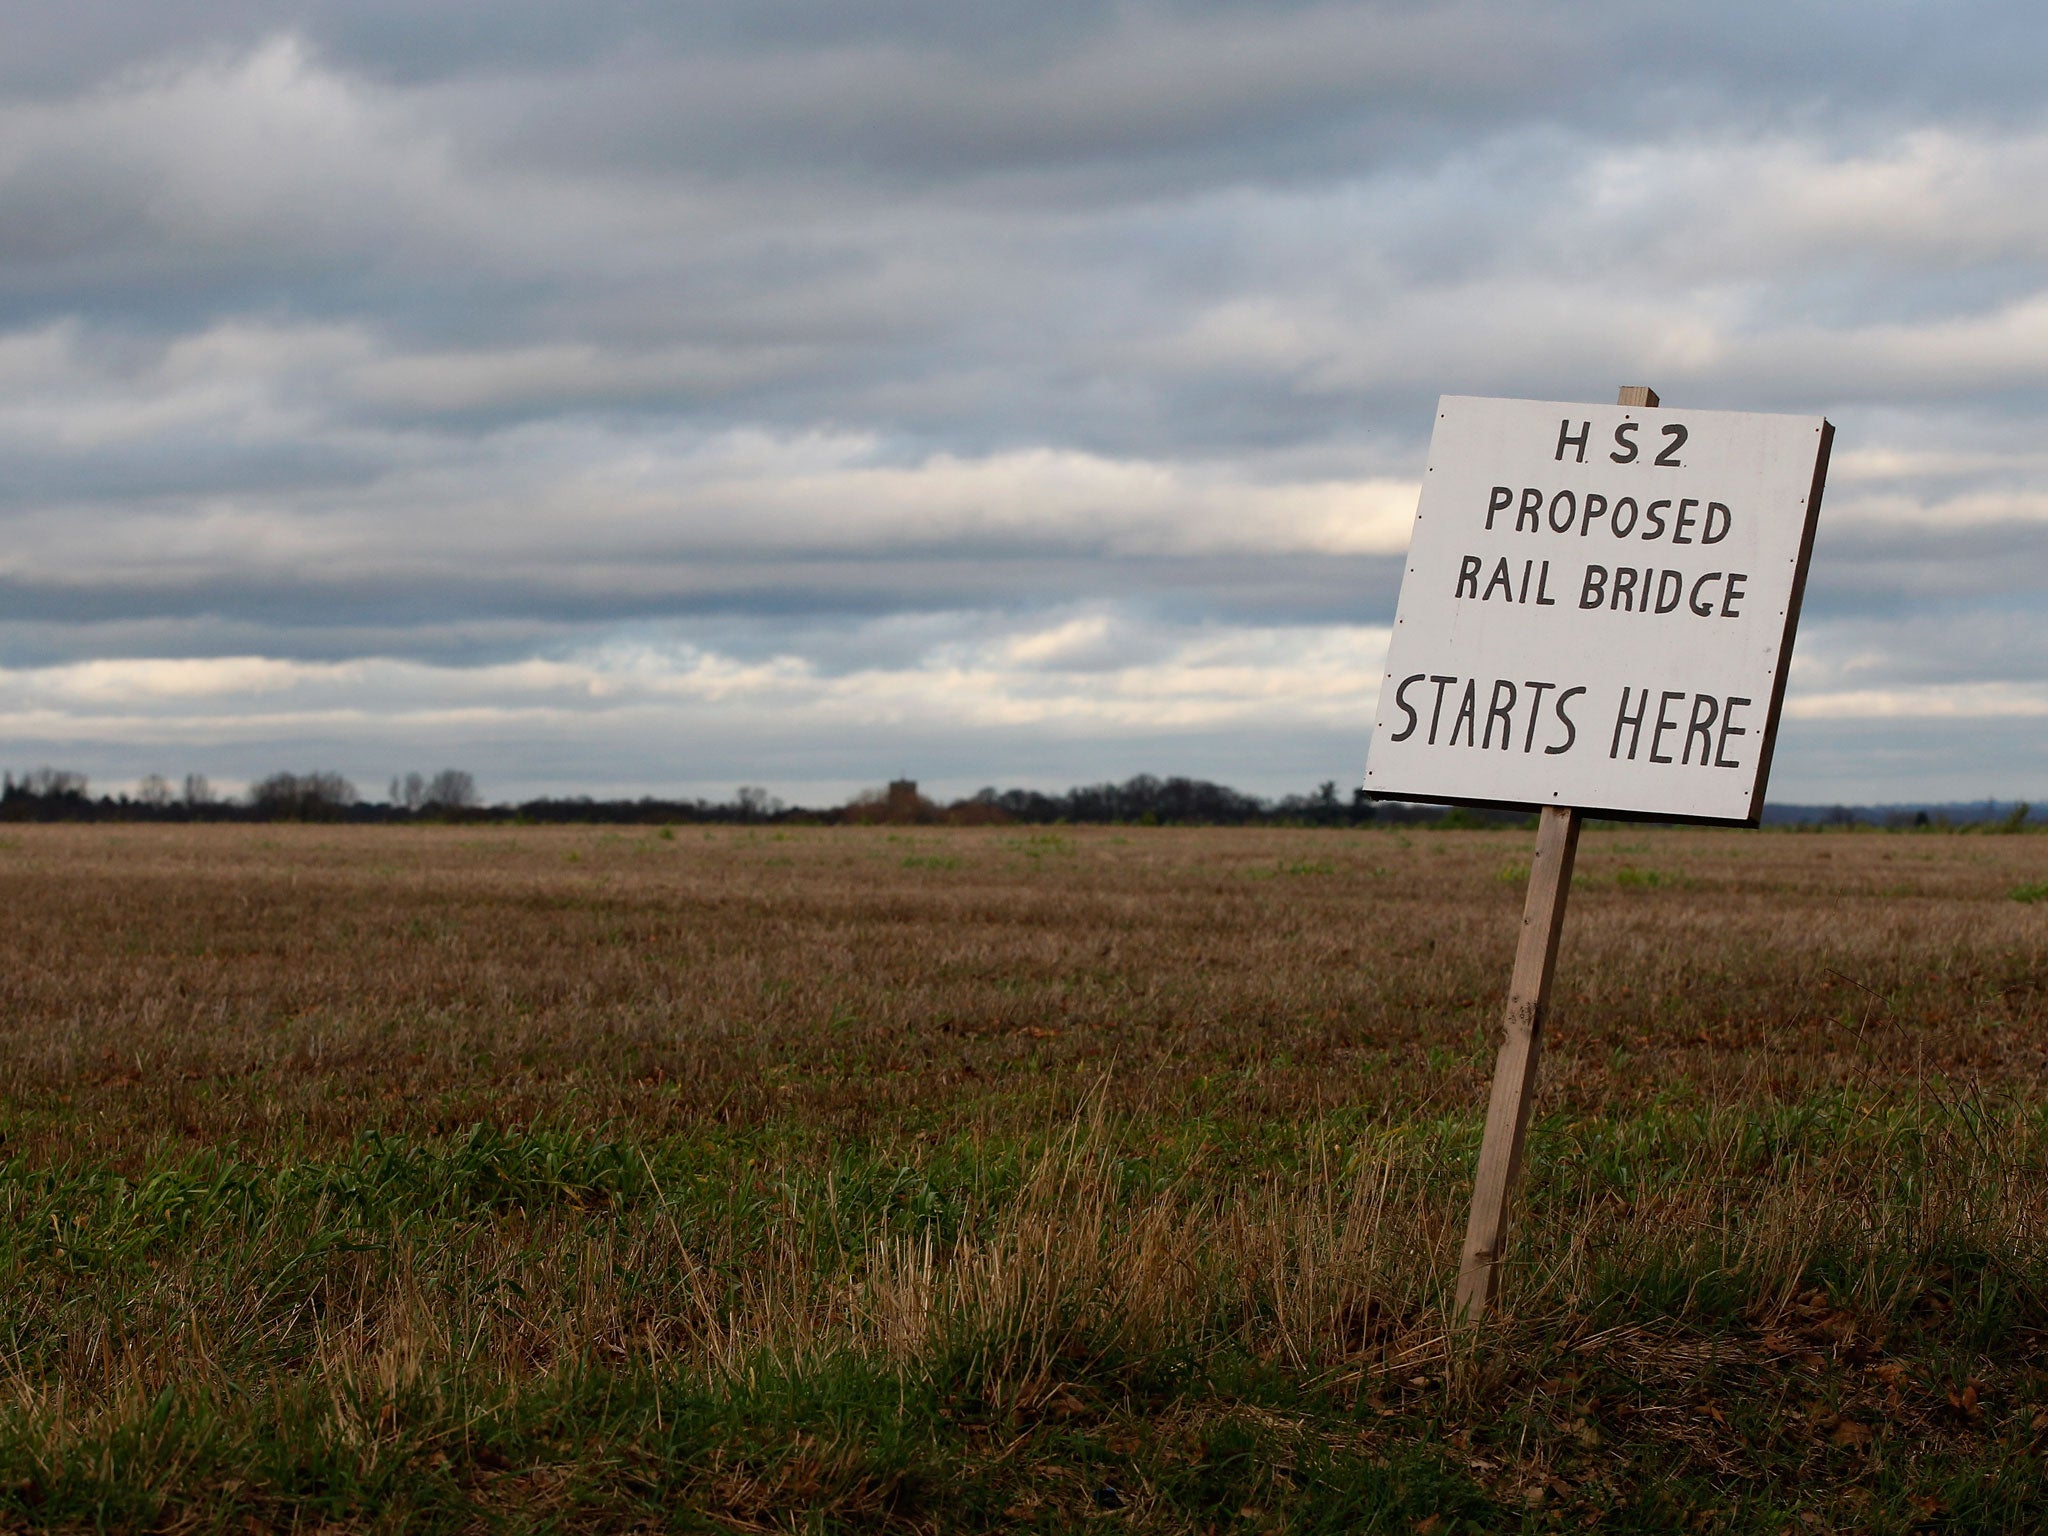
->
[1365,395,1832,824]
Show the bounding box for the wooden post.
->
[1453,803,1581,1319]
[1452,383,1655,1322]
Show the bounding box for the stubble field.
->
[1,821,2045,1532]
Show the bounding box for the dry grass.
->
[3,821,2042,1150]
[0,822,2045,1530]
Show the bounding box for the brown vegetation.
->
[0,822,2044,1528]
[2,822,2041,1152]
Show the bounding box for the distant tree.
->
[18,768,88,800]
[182,773,214,807]
[250,772,292,815]
[135,774,174,807]
[735,785,784,820]
[1272,781,1354,827]
[250,771,357,820]
[387,770,477,811]
[944,790,1012,826]
[941,774,1266,826]
[425,769,478,809]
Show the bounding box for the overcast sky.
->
[3,1,2044,806]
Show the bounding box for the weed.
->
[1612,865,1696,889]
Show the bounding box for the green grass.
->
[1612,865,1697,889]
[4,1099,2047,1530]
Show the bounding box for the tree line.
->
[2,767,476,823]
[9,766,2030,829]
[2,768,1430,826]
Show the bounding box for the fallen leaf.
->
[1046,1389,1086,1418]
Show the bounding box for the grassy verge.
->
[5,1093,2046,1531]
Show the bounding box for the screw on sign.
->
[1363,384,1834,1320]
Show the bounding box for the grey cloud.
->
[1770,715,2048,806]
[1807,520,2048,614]
[2,4,2046,802]
[0,553,1406,652]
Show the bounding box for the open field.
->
[1,822,2046,1531]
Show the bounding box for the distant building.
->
[886,779,920,819]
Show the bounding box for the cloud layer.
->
[3,4,2045,803]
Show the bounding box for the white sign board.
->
[1365,395,1832,825]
